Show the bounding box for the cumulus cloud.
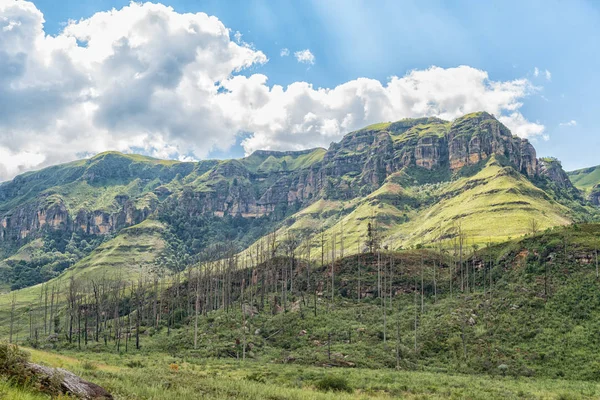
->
[545,69,552,81]
[534,67,540,77]
[280,48,289,57]
[559,120,577,127]
[239,67,543,153]
[294,49,315,64]
[0,1,545,181]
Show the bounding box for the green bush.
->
[125,360,146,368]
[80,360,97,370]
[0,342,33,385]
[315,375,352,393]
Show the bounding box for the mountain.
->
[0,112,596,290]
[568,165,600,205]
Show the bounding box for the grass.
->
[241,148,326,174]
[568,165,600,192]
[0,379,49,399]
[391,122,451,144]
[388,157,571,247]
[2,226,600,398]
[62,219,166,281]
[12,347,600,399]
[360,121,392,131]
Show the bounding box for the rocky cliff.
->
[589,185,600,206]
[0,112,581,251]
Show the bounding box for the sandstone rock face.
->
[538,158,575,190]
[0,194,154,242]
[0,112,578,248]
[446,112,538,175]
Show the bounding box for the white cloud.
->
[239,67,543,153]
[280,48,289,57]
[559,120,577,127]
[294,49,315,65]
[0,1,545,181]
[533,67,551,81]
[233,31,242,43]
[498,113,545,139]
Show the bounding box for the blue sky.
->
[1,0,599,176]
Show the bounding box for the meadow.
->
[4,347,598,400]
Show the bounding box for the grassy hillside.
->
[2,224,600,394]
[390,157,572,246]
[0,220,167,339]
[247,156,574,262]
[240,148,326,174]
[61,219,166,281]
[568,165,600,192]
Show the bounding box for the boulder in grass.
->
[26,362,113,400]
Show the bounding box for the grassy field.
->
[568,165,600,192]
[6,347,598,400]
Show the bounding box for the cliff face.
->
[314,112,542,198]
[538,158,576,190]
[0,193,155,241]
[589,185,600,206]
[0,112,580,249]
[446,113,538,176]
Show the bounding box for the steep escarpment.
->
[589,185,600,206]
[0,113,573,249]
[0,112,593,291]
[314,112,545,200]
[0,152,196,245]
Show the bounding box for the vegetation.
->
[0,345,598,399]
[568,165,600,192]
[1,114,600,398]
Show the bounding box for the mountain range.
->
[0,111,598,291]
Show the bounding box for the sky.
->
[0,0,598,180]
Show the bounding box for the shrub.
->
[80,360,97,370]
[315,375,352,393]
[0,342,32,385]
[125,360,146,368]
[245,372,267,383]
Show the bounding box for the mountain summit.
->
[0,112,595,290]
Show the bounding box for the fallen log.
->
[26,362,113,400]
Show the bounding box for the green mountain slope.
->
[568,165,600,191]
[0,112,596,292]
[568,165,600,206]
[251,156,574,263]
[4,224,600,384]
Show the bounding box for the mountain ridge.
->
[0,111,597,290]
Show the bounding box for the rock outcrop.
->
[27,362,113,399]
[0,112,580,248]
[589,184,600,206]
[539,157,576,190]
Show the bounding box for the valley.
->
[0,112,599,399]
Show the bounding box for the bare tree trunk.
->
[595,249,598,279]
[9,292,16,343]
[414,277,418,354]
[421,257,424,313]
[194,273,200,350]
